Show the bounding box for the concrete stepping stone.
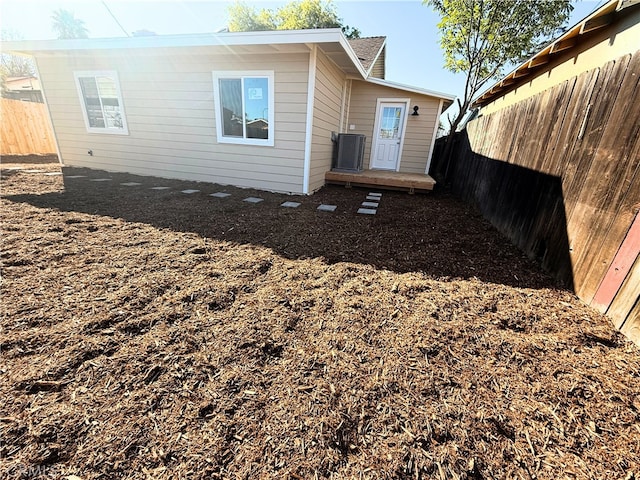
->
[210,192,232,198]
[150,186,171,190]
[65,175,86,178]
[357,208,377,215]
[44,172,63,176]
[362,201,379,208]
[368,192,382,197]
[281,201,301,208]
[121,182,142,186]
[24,169,45,173]
[366,195,380,201]
[181,189,200,194]
[243,197,264,203]
[90,178,112,182]
[317,204,337,212]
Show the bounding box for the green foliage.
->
[228,0,360,38]
[227,3,276,32]
[276,0,341,30]
[425,0,572,131]
[51,9,89,39]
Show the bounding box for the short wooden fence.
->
[1,98,56,155]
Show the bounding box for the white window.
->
[74,71,128,135]
[213,71,274,146]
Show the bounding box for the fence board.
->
[0,98,56,155]
[593,212,640,314]
[612,254,640,340]
[563,58,629,225]
[569,53,640,302]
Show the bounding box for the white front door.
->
[371,102,406,170]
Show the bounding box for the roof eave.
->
[364,77,456,102]
[337,35,370,79]
[3,28,347,55]
[473,0,628,108]
[4,27,370,80]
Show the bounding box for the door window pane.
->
[380,107,402,139]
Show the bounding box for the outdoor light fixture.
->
[411,106,419,116]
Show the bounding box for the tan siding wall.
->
[308,49,346,192]
[347,81,440,174]
[369,47,385,79]
[36,48,310,193]
[481,11,640,115]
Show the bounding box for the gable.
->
[347,36,386,76]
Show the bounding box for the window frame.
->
[212,70,274,147]
[73,70,129,135]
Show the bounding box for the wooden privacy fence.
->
[438,50,640,343]
[1,98,56,155]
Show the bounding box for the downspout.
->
[302,44,317,195]
[33,56,63,166]
[345,79,352,131]
[339,78,348,133]
[425,98,444,175]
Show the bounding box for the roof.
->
[473,0,639,108]
[5,76,41,91]
[347,36,386,74]
[4,29,369,78]
[4,28,455,102]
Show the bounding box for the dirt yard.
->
[1,155,639,480]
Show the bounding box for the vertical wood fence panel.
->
[0,98,56,155]
[436,51,640,343]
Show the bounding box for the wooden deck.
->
[325,169,436,193]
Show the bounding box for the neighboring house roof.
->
[5,76,41,91]
[5,28,453,102]
[347,36,386,75]
[474,0,639,107]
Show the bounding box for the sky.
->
[1,0,606,117]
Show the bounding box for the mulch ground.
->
[1,155,639,480]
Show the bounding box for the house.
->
[5,29,454,194]
[473,0,639,114]
[445,0,640,344]
[3,76,44,102]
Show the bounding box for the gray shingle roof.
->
[347,36,386,72]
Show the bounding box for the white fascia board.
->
[365,77,456,101]
[337,35,369,79]
[4,28,347,54]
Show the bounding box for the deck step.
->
[325,170,436,192]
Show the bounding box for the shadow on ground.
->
[4,165,557,289]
